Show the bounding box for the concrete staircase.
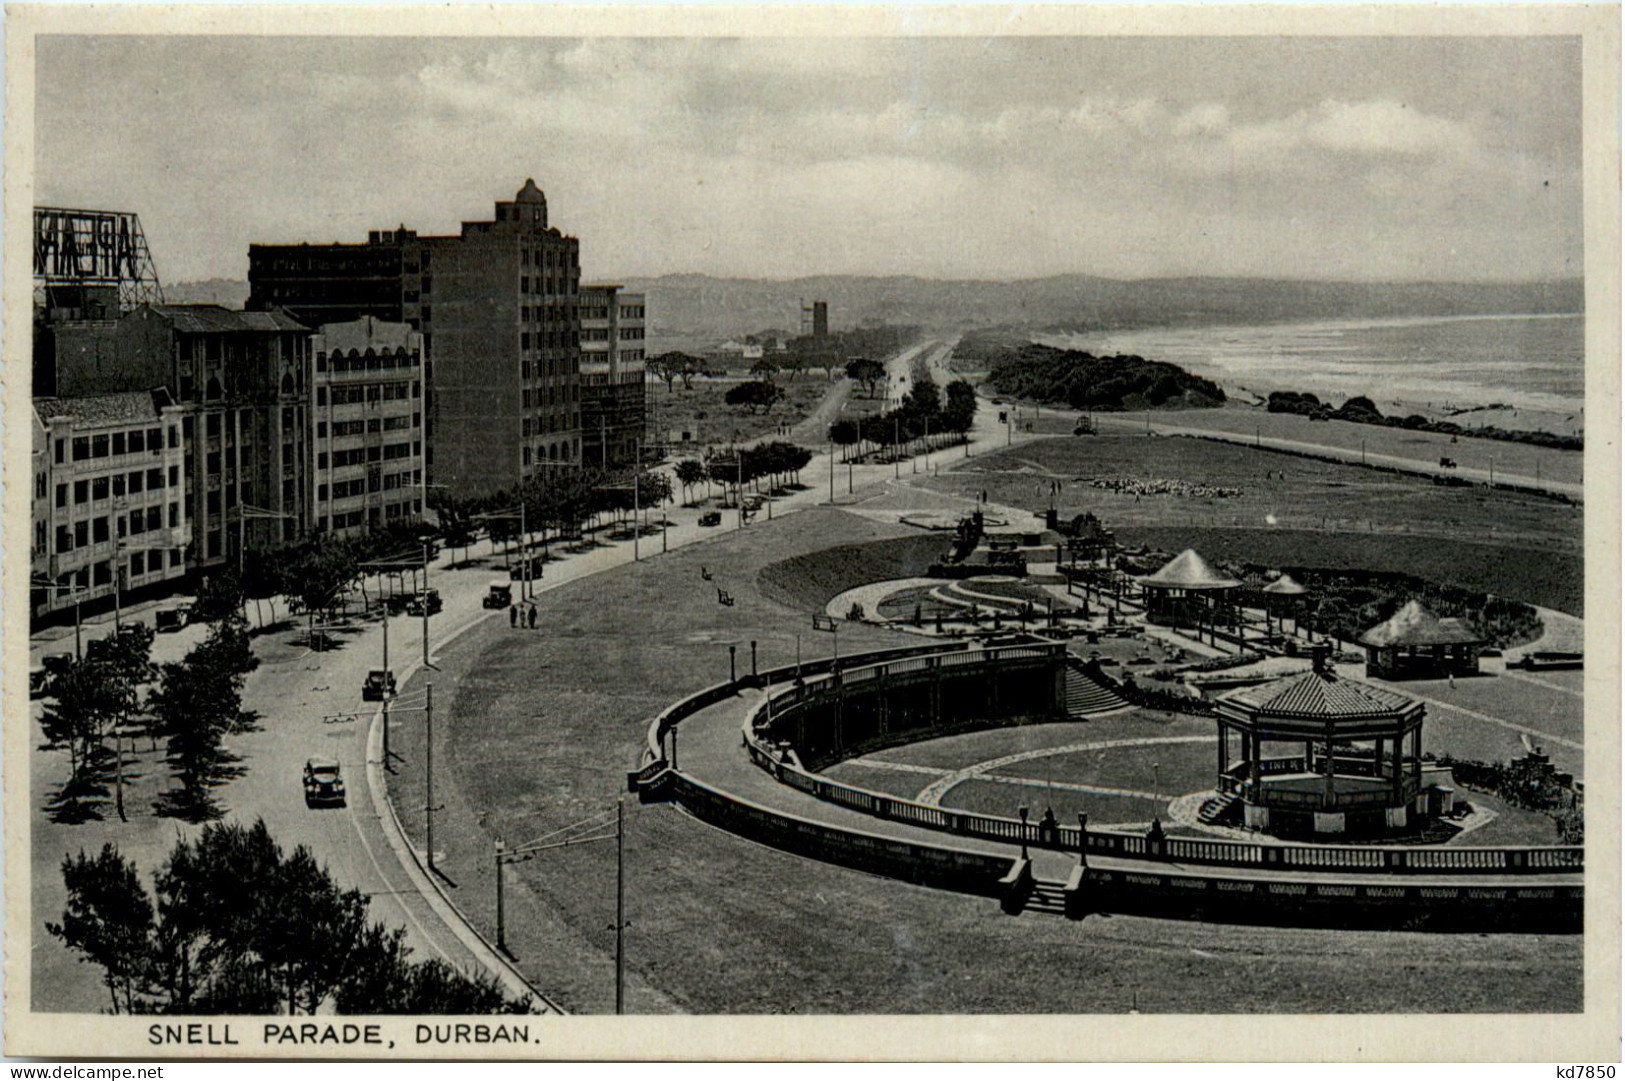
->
[1197,791,1242,826]
[1063,658,1130,717]
[1024,880,1071,916]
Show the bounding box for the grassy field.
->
[649,374,837,449]
[1106,403,1584,486]
[912,434,1583,614]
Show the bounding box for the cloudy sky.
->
[35,34,1582,284]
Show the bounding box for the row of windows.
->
[522,412,579,437]
[522,385,581,408]
[62,426,175,464]
[519,331,581,350]
[523,441,576,466]
[55,466,176,509]
[620,327,645,341]
[54,504,178,553]
[519,276,572,297]
[318,468,420,502]
[316,350,420,373]
[520,358,574,380]
[320,441,418,469]
[322,382,418,406]
[45,549,186,594]
[520,246,576,270]
[316,413,421,439]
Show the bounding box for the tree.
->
[635,470,673,509]
[193,572,247,626]
[725,380,785,415]
[148,621,257,822]
[41,656,125,817]
[649,351,704,393]
[749,357,780,382]
[943,379,978,437]
[845,357,887,399]
[47,844,155,1014]
[674,459,707,505]
[55,822,531,1016]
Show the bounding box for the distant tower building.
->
[248,179,583,498]
[813,300,829,338]
[579,284,646,468]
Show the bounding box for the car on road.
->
[698,511,723,527]
[509,556,546,582]
[155,606,191,633]
[405,589,443,617]
[1439,457,1458,469]
[362,668,396,701]
[303,757,346,807]
[483,581,514,609]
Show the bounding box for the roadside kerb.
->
[364,602,565,1014]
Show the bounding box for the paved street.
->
[29,341,1044,1010]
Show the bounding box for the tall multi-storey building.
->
[42,304,314,569]
[248,179,582,497]
[310,317,425,537]
[579,284,646,468]
[31,390,190,619]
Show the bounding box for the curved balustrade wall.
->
[628,642,1583,933]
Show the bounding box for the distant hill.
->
[166,273,1582,346]
[961,331,1227,413]
[619,273,1583,350]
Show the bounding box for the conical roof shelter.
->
[1138,549,1240,590]
[1358,600,1481,648]
[1262,573,1308,596]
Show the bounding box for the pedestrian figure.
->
[509,604,518,629]
[528,605,538,630]
[1448,671,1455,689]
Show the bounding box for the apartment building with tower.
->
[579,283,647,468]
[248,179,584,497]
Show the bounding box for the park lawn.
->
[649,374,835,449]
[940,778,1168,827]
[1109,402,1584,487]
[992,741,1217,797]
[937,434,1580,570]
[858,713,1210,772]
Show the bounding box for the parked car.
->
[155,606,191,633]
[509,556,545,582]
[29,665,50,698]
[362,669,396,701]
[698,511,723,527]
[1439,457,1458,469]
[303,757,346,807]
[42,651,74,675]
[483,581,514,609]
[405,589,443,617]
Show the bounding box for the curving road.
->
[30,335,1043,1011]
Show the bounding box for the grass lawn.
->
[913,434,1582,614]
[1112,403,1584,487]
[942,778,1168,826]
[650,375,836,449]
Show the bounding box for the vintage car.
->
[509,556,546,582]
[698,511,723,527]
[362,668,397,702]
[155,605,192,633]
[483,581,514,609]
[405,589,443,617]
[303,758,346,807]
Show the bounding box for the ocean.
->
[1040,313,1586,421]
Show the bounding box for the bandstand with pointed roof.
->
[1358,599,1482,680]
[1214,650,1427,837]
[1138,548,1239,630]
